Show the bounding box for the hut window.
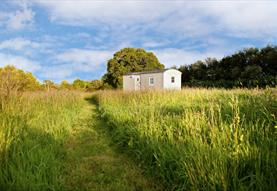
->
[171,77,175,83]
[149,77,154,85]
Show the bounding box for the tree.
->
[60,80,72,90]
[260,45,277,76]
[87,80,103,91]
[179,65,190,84]
[0,65,40,108]
[0,65,40,92]
[43,80,56,91]
[102,48,164,88]
[178,45,277,88]
[0,65,40,91]
[190,60,207,80]
[241,65,262,79]
[205,58,219,81]
[72,79,88,90]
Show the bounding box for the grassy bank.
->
[95,88,277,191]
[0,91,84,190]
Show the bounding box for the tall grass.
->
[0,91,84,191]
[96,88,277,191]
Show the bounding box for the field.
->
[96,89,277,190]
[0,89,276,191]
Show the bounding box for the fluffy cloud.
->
[0,37,57,57]
[199,1,277,38]
[0,2,35,30]
[0,38,40,51]
[142,40,170,48]
[55,49,112,70]
[7,7,34,30]
[34,1,175,25]
[37,49,113,81]
[0,53,40,72]
[34,1,277,39]
[39,65,73,81]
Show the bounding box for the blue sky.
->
[0,0,276,82]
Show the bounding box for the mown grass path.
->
[60,97,160,191]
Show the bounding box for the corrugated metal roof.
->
[123,69,168,75]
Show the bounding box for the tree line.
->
[0,45,276,96]
[0,65,103,99]
[43,79,104,91]
[179,45,277,88]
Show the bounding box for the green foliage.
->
[103,48,164,88]
[0,65,40,91]
[72,79,88,90]
[72,79,104,91]
[59,79,105,92]
[0,65,40,109]
[95,89,277,191]
[87,80,103,91]
[241,65,262,79]
[43,80,57,91]
[179,45,277,88]
[60,80,72,90]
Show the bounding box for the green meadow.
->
[0,89,276,191]
[95,89,277,190]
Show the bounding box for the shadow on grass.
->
[0,116,64,191]
[85,95,99,106]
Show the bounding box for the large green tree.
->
[102,48,164,88]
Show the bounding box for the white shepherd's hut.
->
[123,69,182,91]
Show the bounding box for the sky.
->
[0,0,277,82]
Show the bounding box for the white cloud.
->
[0,1,35,30]
[40,65,73,81]
[199,1,277,38]
[0,37,56,57]
[142,40,170,48]
[34,1,277,39]
[7,7,35,30]
[152,48,225,68]
[0,53,40,72]
[34,1,176,25]
[55,49,112,71]
[0,38,40,51]
[38,49,113,81]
